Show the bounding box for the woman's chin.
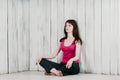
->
[67,31,72,33]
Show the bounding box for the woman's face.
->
[65,22,73,33]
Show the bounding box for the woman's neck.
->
[67,32,74,39]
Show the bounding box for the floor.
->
[0,71,120,80]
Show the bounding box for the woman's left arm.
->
[66,40,81,69]
[71,40,81,61]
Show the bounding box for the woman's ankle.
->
[50,68,58,74]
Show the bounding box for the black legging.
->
[39,58,80,76]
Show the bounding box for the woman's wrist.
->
[70,58,74,62]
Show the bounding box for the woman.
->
[35,19,82,76]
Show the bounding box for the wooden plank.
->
[57,0,64,63]
[57,0,64,40]
[77,0,86,73]
[30,0,37,70]
[85,0,94,73]
[30,0,44,71]
[8,0,30,73]
[109,0,119,75]
[8,0,19,73]
[50,0,58,62]
[64,0,77,20]
[42,0,51,61]
[101,0,111,74]
[37,0,45,71]
[0,0,8,74]
[30,0,51,71]
[119,0,120,75]
[94,0,102,74]
[17,0,30,71]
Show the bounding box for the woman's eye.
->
[66,26,69,27]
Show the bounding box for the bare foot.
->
[55,70,63,76]
[50,68,63,76]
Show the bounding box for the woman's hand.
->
[35,56,42,65]
[66,59,73,69]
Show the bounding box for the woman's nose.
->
[66,27,69,30]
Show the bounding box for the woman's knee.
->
[71,61,80,73]
[39,58,47,65]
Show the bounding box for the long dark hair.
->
[60,19,83,45]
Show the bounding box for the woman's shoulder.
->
[75,40,81,46]
[59,37,66,42]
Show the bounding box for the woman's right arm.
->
[36,41,61,60]
[42,42,61,59]
[36,42,61,65]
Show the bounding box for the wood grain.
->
[0,0,120,75]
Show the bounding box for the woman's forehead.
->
[66,22,72,25]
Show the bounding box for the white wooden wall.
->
[0,0,8,74]
[0,0,120,75]
[0,0,30,74]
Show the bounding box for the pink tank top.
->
[60,39,79,64]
